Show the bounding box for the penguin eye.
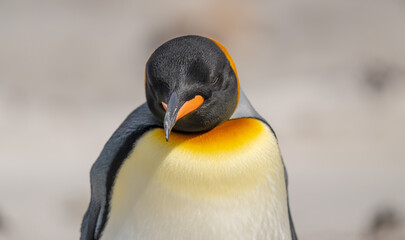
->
[210,75,223,85]
[159,81,170,91]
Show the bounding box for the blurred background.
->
[1,0,405,239]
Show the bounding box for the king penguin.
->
[80,35,297,240]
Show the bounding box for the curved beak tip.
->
[163,117,173,142]
[164,128,170,142]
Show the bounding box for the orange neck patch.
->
[153,118,265,153]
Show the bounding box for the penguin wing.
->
[283,161,299,240]
[80,103,161,240]
[231,88,298,240]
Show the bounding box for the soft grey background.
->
[1,1,404,239]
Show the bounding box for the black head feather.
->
[145,35,239,134]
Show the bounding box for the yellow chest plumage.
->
[101,118,291,240]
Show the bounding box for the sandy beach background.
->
[1,1,405,239]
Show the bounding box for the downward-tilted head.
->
[145,35,239,140]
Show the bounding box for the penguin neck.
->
[111,118,284,198]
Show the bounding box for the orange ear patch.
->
[208,38,238,78]
[208,38,240,106]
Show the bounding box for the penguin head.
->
[145,35,239,141]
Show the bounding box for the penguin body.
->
[81,36,297,240]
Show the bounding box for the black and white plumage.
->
[80,35,297,240]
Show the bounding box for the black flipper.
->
[80,103,160,240]
[283,160,298,240]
